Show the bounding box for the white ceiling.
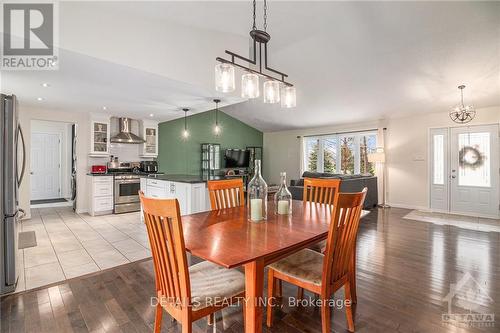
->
[2,1,499,131]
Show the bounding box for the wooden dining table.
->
[182,200,333,333]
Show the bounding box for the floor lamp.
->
[368,149,390,209]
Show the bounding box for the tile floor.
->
[403,210,500,232]
[16,206,150,293]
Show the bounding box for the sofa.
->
[289,171,378,209]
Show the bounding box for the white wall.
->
[19,106,90,219]
[31,120,73,198]
[385,106,500,209]
[263,106,500,210]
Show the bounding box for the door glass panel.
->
[323,137,337,173]
[433,134,444,185]
[458,132,490,187]
[340,136,355,174]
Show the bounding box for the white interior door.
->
[31,132,61,200]
[450,125,499,218]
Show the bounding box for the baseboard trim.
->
[386,202,428,211]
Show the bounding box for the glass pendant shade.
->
[247,160,268,222]
[215,63,235,93]
[182,129,189,138]
[241,73,260,99]
[281,86,296,108]
[263,80,280,104]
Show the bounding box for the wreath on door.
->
[458,146,484,169]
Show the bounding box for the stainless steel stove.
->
[108,161,162,214]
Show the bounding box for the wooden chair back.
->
[302,178,341,205]
[139,191,191,309]
[207,178,245,210]
[322,188,367,288]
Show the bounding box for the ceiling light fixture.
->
[41,83,50,87]
[37,97,44,101]
[450,85,475,124]
[182,108,190,139]
[149,113,154,117]
[102,106,107,111]
[215,0,296,108]
[213,99,221,135]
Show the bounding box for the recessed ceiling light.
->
[102,106,107,110]
[149,113,154,117]
[37,97,44,101]
[41,83,50,87]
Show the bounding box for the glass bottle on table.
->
[247,160,268,222]
[274,172,292,215]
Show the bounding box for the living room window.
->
[303,131,377,175]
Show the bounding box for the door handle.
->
[17,125,26,185]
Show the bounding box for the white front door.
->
[450,125,499,218]
[31,132,61,200]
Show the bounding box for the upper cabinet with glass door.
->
[89,115,111,157]
[140,120,159,157]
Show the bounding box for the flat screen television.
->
[224,149,250,168]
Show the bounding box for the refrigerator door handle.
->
[17,125,26,186]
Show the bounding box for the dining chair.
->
[207,178,245,210]
[303,177,341,205]
[266,188,367,332]
[139,192,246,333]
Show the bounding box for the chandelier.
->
[449,85,475,124]
[214,0,296,108]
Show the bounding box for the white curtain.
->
[299,136,305,176]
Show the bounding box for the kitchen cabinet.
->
[140,120,159,157]
[140,178,210,216]
[89,114,110,157]
[88,176,114,216]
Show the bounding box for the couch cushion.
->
[302,171,323,179]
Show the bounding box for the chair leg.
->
[344,283,355,332]
[266,269,275,327]
[207,313,214,325]
[154,304,163,333]
[297,287,304,303]
[320,296,331,333]
[350,255,357,304]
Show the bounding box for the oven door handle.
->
[116,179,140,184]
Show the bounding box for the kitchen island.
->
[140,174,235,215]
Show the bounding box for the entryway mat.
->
[30,198,68,205]
[403,210,500,233]
[18,231,37,249]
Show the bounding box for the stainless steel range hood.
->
[110,118,145,144]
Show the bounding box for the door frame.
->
[30,131,62,200]
[428,123,500,219]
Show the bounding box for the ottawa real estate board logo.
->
[1,2,58,70]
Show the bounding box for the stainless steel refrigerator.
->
[1,94,26,294]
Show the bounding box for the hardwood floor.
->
[1,208,499,332]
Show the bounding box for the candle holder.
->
[247,160,268,222]
[274,172,292,215]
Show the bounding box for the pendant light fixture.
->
[182,108,189,139]
[213,99,221,135]
[449,85,476,124]
[215,0,296,108]
[281,86,296,108]
[263,80,280,103]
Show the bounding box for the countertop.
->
[144,174,237,184]
[87,173,240,184]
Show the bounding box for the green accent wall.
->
[158,110,263,175]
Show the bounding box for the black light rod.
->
[216,57,294,87]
